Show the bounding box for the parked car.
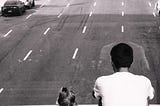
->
[1,0,26,16]
[20,0,35,9]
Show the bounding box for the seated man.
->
[93,43,154,106]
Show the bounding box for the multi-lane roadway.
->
[0,0,160,105]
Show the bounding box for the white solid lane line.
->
[121,25,124,32]
[23,50,33,61]
[0,88,4,93]
[44,28,50,35]
[4,30,12,37]
[26,14,32,19]
[82,26,87,33]
[72,48,79,59]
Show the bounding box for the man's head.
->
[110,43,133,71]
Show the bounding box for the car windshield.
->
[4,0,19,6]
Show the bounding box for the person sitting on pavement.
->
[93,43,154,106]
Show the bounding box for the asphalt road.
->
[0,0,160,105]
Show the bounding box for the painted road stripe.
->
[23,50,32,61]
[153,12,156,17]
[72,48,79,59]
[94,2,96,6]
[122,2,124,6]
[122,11,124,16]
[4,30,12,37]
[121,25,124,32]
[40,4,44,8]
[58,13,62,18]
[148,2,152,7]
[89,11,93,17]
[44,28,50,35]
[0,88,4,93]
[82,26,87,33]
[66,3,70,7]
[26,14,32,19]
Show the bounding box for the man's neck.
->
[118,67,129,72]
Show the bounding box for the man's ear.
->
[92,91,96,98]
[111,61,113,66]
[111,61,115,69]
[111,61,119,72]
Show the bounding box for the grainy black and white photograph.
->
[0,0,160,106]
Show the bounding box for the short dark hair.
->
[110,43,133,69]
[58,87,76,106]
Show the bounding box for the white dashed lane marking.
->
[44,28,50,35]
[89,11,93,17]
[122,11,124,16]
[26,14,32,19]
[148,2,152,7]
[0,88,4,93]
[4,30,12,37]
[72,48,79,59]
[82,26,87,33]
[153,12,156,17]
[23,50,33,61]
[58,13,62,18]
[40,4,44,8]
[66,3,70,7]
[122,2,124,6]
[94,2,96,6]
[121,25,124,32]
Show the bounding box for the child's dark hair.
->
[57,87,76,106]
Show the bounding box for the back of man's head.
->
[110,43,133,70]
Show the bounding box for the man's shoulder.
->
[96,75,113,82]
[135,75,151,83]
